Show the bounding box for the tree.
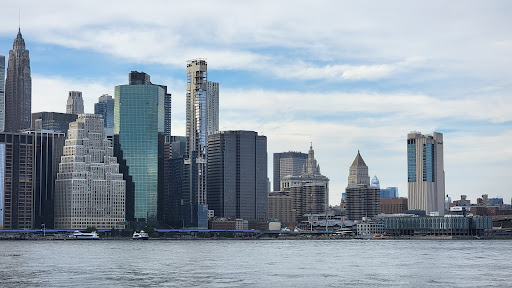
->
[85,226,97,233]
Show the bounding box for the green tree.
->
[85,226,97,233]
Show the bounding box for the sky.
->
[1,0,511,205]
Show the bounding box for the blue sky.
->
[1,0,511,205]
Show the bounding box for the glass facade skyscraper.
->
[114,72,169,225]
[407,132,445,215]
[94,94,114,136]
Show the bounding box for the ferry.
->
[72,230,100,240]
[132,230,149,240]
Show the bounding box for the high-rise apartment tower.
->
[184,59,219,227]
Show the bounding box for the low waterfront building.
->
[357,222,384,236]
[382,215,492,236]
[210,218,249,230]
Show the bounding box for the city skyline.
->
[0,1,511,204]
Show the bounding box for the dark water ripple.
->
[0,240,511,287]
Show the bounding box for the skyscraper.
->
[184,59,219,227]
[66,91,84,114]
[0,55,5,132]
[5,29,31,132]
[280,144,329,223]
[207,131,268,222]
[31,112,78,135]
[273,151,308,191]
[29,130,66,229]
[407,131,445,215]
[345,151,380,221]
[0,132,34,229]
[206,81,219,136]
[54,114,125,229]
[94,94,114,136]
[114,71,170,226]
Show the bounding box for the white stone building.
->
[54,114,125,229]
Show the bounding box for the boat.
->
[72,230,100,240]
[132,230,149,240]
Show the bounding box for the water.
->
[0,239,510,287]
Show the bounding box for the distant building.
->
[370,175,380,188]
[28,130,66,229]
[273,151,308,192]
[206,81,219,136]
[114,71,170,226]
[380,197,408,214]
[207,130,267,222]
[94,94,114,136]
[407,131,445,216]
[345,151,380,221]
[66,91,84,114]
[31,112,78,135]
[210,218,248,230]
[0,55,5,131]
[0,132,34,229]
[281,144,329,223]
[166,136,188,228]
[4,29,31,132]
[268,191,293,224]
[54,114,125,229]
[380,187,398,198]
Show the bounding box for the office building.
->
[4,29,31,132]
[380,197,408,214]
[280,144,329,223]
[0,132,34,229]
[94,94,114,136]
[185,59,219,227]
[273,151,308,192]
[207,130,267,222]
[166,136,187,228]
[54,114,125,229]
[31,112,78,135]
[345,151,380,221]
[0,55,5,132]
[206,81,219,136]
[29,130,66,229]
[66,91,84,114]
[381,187,399,199]
[407,131,445,216]
[114,71,170,226]
[268,191,293,224]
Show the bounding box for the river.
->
[0,239,510,287]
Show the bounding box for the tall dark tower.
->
[5,29,31,132]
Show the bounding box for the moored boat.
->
[72,230,100,240]
[132,230,149,240]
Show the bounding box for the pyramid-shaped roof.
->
[351,150,367,167]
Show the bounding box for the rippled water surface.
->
[0,239,510,287]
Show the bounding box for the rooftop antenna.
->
[18,9,21,32]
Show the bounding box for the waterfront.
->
[0,240,511,287]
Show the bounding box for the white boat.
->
[72,230,100,240]
[132,230,149,240]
